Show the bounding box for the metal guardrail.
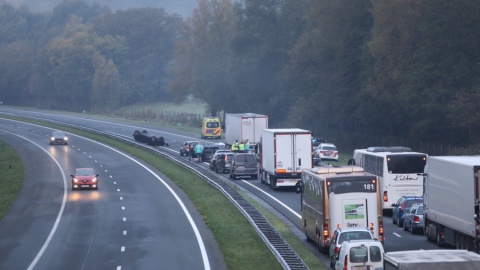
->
[4,113,309,270]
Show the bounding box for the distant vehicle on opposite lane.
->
[49,130,68,145]
[71,168,99,190]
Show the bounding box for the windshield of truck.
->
[386,154,427,174]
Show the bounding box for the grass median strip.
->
[0,140,24,220]
[1,116,326,269]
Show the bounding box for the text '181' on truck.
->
[423,156,480,253]
[296,166,384,254]
[259,128,312,190]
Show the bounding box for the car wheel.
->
[392,216,397,224]
[403,221,408,231]
[398,218,403,227]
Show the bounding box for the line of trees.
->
[1,0,480,151]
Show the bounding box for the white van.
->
[334,239,384,270]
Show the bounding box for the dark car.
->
[209,150,232,170]
[201,144,220,163]
[49,130,68,145]
[180,141,199,156]
[229,153,258,180]
[71,168,99,190]
[214,153,234,173]
[403,203,425,234]
[392,196,424,227]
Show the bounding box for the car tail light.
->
[369,222,375,234]
[334,246,340,254]
[414,216,420,223]
[383,191,388,202]
[323,224,329,242]
[344,255,348,270]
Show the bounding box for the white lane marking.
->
[241,180,302,220]
[117,189,120,192]
[0,130,68,270]
[120,197,123,200]
[393,232,401,238]
[123,231,127,235]
[110,175,113,178]
[121,246,125,252]
[122,206,125,210]
[114,182,117,185]
[123,217,126,222]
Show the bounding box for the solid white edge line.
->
[241,180,302,220]
[0,130,69,270]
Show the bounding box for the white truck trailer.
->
[224,113,268,147]
[259,128,312,189]
[384,249,480,270]
[424,156,480,252]
[297,166,384,253]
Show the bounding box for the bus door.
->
[341,198,368,229]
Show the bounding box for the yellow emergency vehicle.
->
[201,117,222,139]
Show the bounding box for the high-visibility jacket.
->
[239,143,245,151]
[231,143,239,151]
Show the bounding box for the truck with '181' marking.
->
[296,166,384,253]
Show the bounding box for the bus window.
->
[387,155,427,174]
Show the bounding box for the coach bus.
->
[297,166,384,253]
[351,146,427,212]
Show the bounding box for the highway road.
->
[0,118,224,270]
[0,107,444,269]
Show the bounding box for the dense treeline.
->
[1,0,480,150]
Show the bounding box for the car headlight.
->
[64,137,68,141]
[50,137,54,141]
[73,178,78,183]
[92,177,97,183]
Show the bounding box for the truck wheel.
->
[436,227,443,247]
[270,176,277,190]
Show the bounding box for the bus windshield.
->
[386,154,426,174]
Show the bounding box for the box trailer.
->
[224,113,268,147]
[259,128,312,189]
[424,156,480,252]
[384,249,480,270]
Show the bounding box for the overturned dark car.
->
[133,130,168,146]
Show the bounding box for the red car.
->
[71,168,99,190]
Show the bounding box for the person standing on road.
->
[231,140,240,152]
[195,143,204,162]
[239,141,245,152]
[189,144,194,161]
[245,139,251,153]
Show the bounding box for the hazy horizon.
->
[0,0,197,18]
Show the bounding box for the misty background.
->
[1,0,480,154]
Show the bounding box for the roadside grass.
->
[0,141,24,220]
[1,116,326,270]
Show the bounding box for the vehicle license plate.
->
[352,266,368,270]
[81,185,89,187]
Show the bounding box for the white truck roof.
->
[309,166,365,175]
[262,128,311,133]
[384,249,480,270]
[430,155,480,167]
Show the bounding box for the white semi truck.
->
[384,249,480,270]
[296,166,384,253]
[224,113,268,148]
[259,128,312,189]
[423,156,480,252]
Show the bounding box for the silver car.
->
[403,203,424,234]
